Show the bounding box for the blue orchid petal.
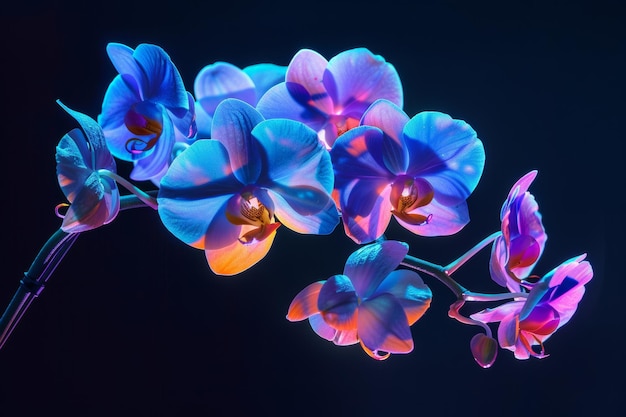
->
[338,177,393,244]
[253,118,333,192]
[105,43,142,88]
[129,106,175,181]
[157,139,242,248]
[256,83,328,130]
[131,43,188,109]
[403,111,485,206]
[211,99,264,185]
[194,61,257,114]
[267,188,338,234]
[343,240,409,299]
[243,63,287,99]
[358,293,413,354]
[99,73,142,136]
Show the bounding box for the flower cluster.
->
[0,42,592,368]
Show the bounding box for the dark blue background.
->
[1,1,622,415]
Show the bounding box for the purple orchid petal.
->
[323,48,403,117]
[470,301,525,324]
[332,126,393,189]
[358,293,413,354]
[194,62,257,114]
[343,240,409,299]
[308,314,337,342]
[287,281,324,321]
[211,99,264,185]
[373,269,432,325]
[394,198,469,237]
[318,275,359,330]
[285,49,333,114]
[403,111,485,206]
[157,139,243,248]
[60,173,118,232]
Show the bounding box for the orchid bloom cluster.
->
[0,43,593,368]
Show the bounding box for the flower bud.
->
[470,333,498,368]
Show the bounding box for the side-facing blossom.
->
[55,101,120,232]
[256,48,403,149]
[157,99,339,275]
[331,99,485,244]
[471,255,593,360]
[98,42,196,183]
[287,240,432,359]
[194,61,286,138]
[490,170,547,292]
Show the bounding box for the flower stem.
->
[0,193,156,351]
[401,255,467,298]
[98,169,158,210]
[444,231,501,275]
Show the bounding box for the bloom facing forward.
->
[157,99,339,275]
[287,240,432,359]
[256,48,403,149]
[331,99,485,244]
[98,43,196,183]
[490,170,547,292]
[471,255,593,360]
[55,101,120,233]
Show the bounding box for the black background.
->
[1,1,622,415]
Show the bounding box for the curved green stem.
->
[0,193,156,351]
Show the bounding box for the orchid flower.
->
[490,170,547,292]
[55,101,120,233]
[471,255,593,360]
[98,42,197,183]
[157,98,339,275]
[331,99,485,244]
[287,240,432,360]
[193,61,286,138]
[256,48,403,149]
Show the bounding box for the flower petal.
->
[358,293,413,354]
[394,198,470,237]
[287,281,324,321]
[373,269,432,325]
[285,49,333,114]
[403,111,485,206]
[318,275,358,330]
[343,240,409,299]
[323,48,403,117]
[157,139,242,248]
[205,230,276,275]
[243,63,287,99]
[194,62,256,114]
[211,99,264,184]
